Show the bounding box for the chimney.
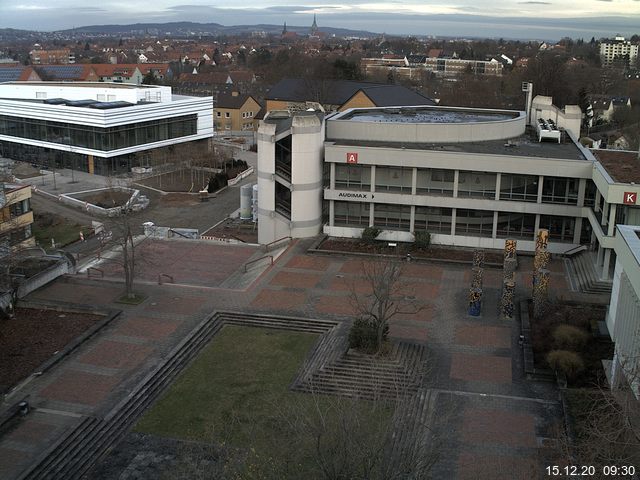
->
[232,91,239,97]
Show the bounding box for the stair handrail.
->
[562,244,587,257]
[263,236,292,253]
[244,255,273,272]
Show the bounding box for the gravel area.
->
[0,307,103,393]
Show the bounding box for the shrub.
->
[553,324,590,351]
[207,172,228,192]
[546,350,585,380]
[414,231,431,249]
[348,318,388,353]
[361,227,380,245]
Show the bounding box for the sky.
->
[1,0,639,40]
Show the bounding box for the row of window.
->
[333,164,582,205]
[215,111,255,118]
[332,201,578,242]
[0,115,197,152]
[0,198,31,222]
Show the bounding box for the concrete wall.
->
[531,96,582,138]
[16,256,74,299]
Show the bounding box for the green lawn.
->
[135,325,393,477]
[32,213,92,249]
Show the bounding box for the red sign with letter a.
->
[623,192,637,205]
[346,152,358,164]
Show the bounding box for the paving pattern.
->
[0,238,573,479]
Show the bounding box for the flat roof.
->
[0,81,159,89]
[329,129,587,161]
[340,107,518,124]
[592,150,640,184]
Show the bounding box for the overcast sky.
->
[1,0,639,39]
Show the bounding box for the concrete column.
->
[451,208,457,237]
[537,175,544,203]
[602,200,609,227]
[453,170,459,198]
[329,200,335,227]
[573,217,583,244]
[495,173,501,201]
[602,248,612,280]
[577,178,586,207]
[597,244,604,267]
[411,167,417,195]
[595,189,601,212]
[534,214,541,236]
[410,205,416,232]
[492,211,498,238]
[370,165,376,193]
[330,162,335,190]
[608,204,617,236]
[369,202,374,226]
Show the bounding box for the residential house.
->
[264,78,435,113]
[215,92,261,133]
[0,183,35,252]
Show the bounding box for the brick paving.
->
[39,370,121,406]
[0,237,575,480]
[76,340,153,371]
[450,352,513,383]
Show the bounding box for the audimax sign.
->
[338,192,369,199]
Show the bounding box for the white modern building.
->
[257,100,640,280]
[0,82,213,175]
[607,224,640,398]
[599,36,639,67]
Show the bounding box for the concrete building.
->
[29,48,75,65]
[0,82,213,175]
[0,183,35,253]
[607,224,640,398]
[257,101,640,280]
[599,36,639,67]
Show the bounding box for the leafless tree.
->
[349,258,423,354]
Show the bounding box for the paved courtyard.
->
[0,237,570,479]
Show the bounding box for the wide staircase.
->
[564,251,612,295]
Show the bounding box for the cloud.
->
[518,1,551,4]
[14,4,51,10]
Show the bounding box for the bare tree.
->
[349,258,422,354]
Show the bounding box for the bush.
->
[546,350,585,380]
[553,324,590,351]
[348,318,388,353]
[414,231,431,249]
[207,172,228,192]
[361,227,380,245]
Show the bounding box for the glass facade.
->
[335,164,371,191]
[542,177,578,205]
[416,168,454,196]
[455,209,494,237]
[334,201,370,227]
[457,170,496,199]
[414,206,452,233]
[539,215,575,243]
[375,166,412,193]
[373,203,411,230]
[500,174,538,202]
[496,212,536,240]
[0,114,197,152]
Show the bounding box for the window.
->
[335,164,371,191]
[500,174,538,202]
[496,212,536,240]
[216,111,221,117]
[225,112,230,118]
[539,215,575,243]
[457,171,496,199]
[416,168,453,196]
[375,166,412,193]
[455,209,494,237]
[414,206,452,233]
[542,177,578,205]
[334,201,370,227]
[36,92,47,99]
[373,203,411,231]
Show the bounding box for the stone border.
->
[62,187,139,217]
[308,235,504,268]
